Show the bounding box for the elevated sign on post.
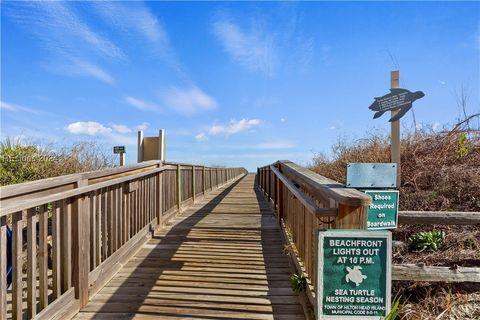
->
[113,146,126,166]
[317,230,392,319]
[113,146,125,154]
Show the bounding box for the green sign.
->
[364,190,399,230]
[113,146,126,154]
[317,231,392,319]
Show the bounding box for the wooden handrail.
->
[277,160,371,206]
[0,161,247,319]
[269,165,337,217]
[257,160,371,306]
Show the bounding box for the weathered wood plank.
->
[73,174,301,319]
[12,211,23,319]
[392,264,480,282]
[27,208,37,317]
[398,211,480,225]
[0,216,7,320]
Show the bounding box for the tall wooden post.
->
[119,152,125,166]
[137,131,144,163]
[176,164,181,211]
[390,70,401,187]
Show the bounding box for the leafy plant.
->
[456,133,470,159]
[384,294,407,320]
[290,273,307,293]
[408,230,444,252]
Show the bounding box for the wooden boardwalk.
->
[74,175,305,319]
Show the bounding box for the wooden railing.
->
[0,161,247,320]
[257,161,480,306]
[256,160,371,305]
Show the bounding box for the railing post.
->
[0,216,7,320]
[276,177,284,224]
[337,204,369,229]
[72,179,89,307]
[202,167,206,195]
[156,170,163,228]
[192,165,196,202]
[177,164,182,211]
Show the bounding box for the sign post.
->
[390,71,401,187]
[368,71,424,187]
[113,146,126,166]
[317,230,392,319]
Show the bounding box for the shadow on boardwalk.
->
[75,175,305,320]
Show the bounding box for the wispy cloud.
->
[0,100,39,114]
[195,132,208,142]
[125,96,162,112]
[68,59,115,84]
[91,2,167,45]
[208,119,261,136]
[111,124,132,134]
[161,86,217,116]
[328,120,345,131]
[212,17,277,76]
[90,1,186,76]
[136,122,150,131]
[196,119,261,141]
[4,1,123,83]
[212,6,316,76]
[255,141,294,149]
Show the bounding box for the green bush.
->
[290,273,307,293]
[408,230,445,252]
[0,137,116,185]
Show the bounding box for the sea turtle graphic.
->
[345,266,367,286]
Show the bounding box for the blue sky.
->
[1,1,479,172]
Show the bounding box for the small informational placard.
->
[113,146,126,154]
[364,190,399,230]
[346,163,397,188]
[317,230,391,319]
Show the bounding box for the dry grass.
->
[310,127,480,319]
[0,137,116,185]
[311,129,480,211]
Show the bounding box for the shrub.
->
[310,128,480,211]
[290,273,307,293]
[0,137,116,185]
[408,230,445,252]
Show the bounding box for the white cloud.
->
[136,122,150,131]
[125,96,161,112]
[112,124,132,134]
[161,86,217,116]
[195,132,208,142]
[65,121,112,135]
[280,117,286,122]
[212,18,277,76]
[0,100,39,114]
[208,119,261,136]
[438,80,447,85]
